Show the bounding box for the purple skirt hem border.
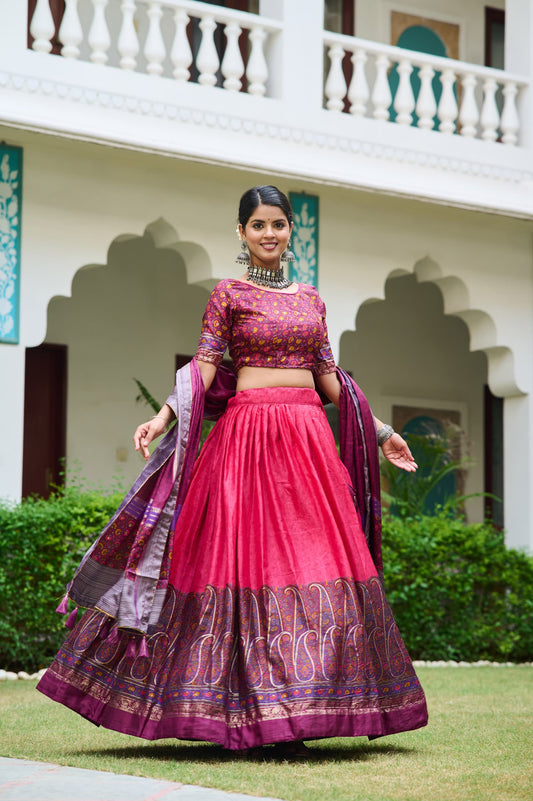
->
[37,672,428,750]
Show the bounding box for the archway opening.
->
[339,272,492,523]
[23,225,212,494]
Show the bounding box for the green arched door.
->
[402,415,456,514]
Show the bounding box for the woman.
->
[38,186,428,758]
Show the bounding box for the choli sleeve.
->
[312,292,336,376]
[195,282,232,367]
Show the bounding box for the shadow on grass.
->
[71,741,415,764]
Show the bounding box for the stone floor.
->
[0,758,283,801]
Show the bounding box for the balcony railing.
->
[26,2,530,149]
[324,32,528,146]
[29,0,282,97]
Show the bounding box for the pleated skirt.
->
[38,387,427,748]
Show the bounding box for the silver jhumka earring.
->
[235,240,251,267]
[280,238,296,265]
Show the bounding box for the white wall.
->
[1,126,532,547]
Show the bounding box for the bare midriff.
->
[236,366,315,392]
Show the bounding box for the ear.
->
[238,223,245,241]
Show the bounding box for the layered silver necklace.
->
[246,264,293,290]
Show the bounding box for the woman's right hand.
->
[133,417,168,460]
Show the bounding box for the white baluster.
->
[197,15,219,87]
[222,22,244,92]
[458,72,479,138]
[171,8,192,81]
[30,0,55,54]
[437,68,457,134]
[88,0,110,66]
[348,48,368,116]
[325,43,347,112]
[500,81,520,146]
[393,58,415,125]
[59,0,83,59]
[480,78,500,142]
[415,63,436,130]
[118,0,139,71]
[246,26,268,96]
[372,53,391,121]
[145,1,165,76]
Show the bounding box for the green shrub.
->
[0,488,122,671]
[382,511,533,662]
[1,489,532,670]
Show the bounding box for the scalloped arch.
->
[348,256,524,398]
[410,256,523,397]
[144,218,222,290]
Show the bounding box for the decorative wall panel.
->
[0,144,23,344]
[288,192,319,286]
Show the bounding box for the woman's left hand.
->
[381,432,418,473]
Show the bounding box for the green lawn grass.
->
[1,667,532,801]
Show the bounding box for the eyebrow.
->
[250,217,287,223]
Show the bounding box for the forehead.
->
[248,204,288,222]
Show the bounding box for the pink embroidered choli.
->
[195,279,336,376]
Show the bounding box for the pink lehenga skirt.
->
[38,388,427,749]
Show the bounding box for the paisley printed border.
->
[44,575,425,737]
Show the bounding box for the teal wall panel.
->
[0,144,23,344]
[289,192,319,286]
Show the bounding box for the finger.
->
[141,434,151,460]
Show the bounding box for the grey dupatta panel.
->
[65,362,202,633]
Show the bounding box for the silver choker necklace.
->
[247,264,293,289]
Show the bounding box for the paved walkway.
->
[0,758,283,801]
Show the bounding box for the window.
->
[324,0,354,35]
[485,7,505,69]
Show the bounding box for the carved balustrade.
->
[27,2,529,146]
[324,32,528,146]
[29,0,281,97]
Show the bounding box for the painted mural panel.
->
[289,192,319,286]
[0,144,23,344]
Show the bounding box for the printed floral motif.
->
[0,147,22,343]
[196,280,335,375]
[290,194,318,286]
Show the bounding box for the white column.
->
[503,394,533,551]
[504,0,533,148]
[259,0,324,110]
[0,346,25,501]
[1,0,34,57]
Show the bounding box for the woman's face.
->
[238,204,292,269]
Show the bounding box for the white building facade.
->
[0,0,532,550]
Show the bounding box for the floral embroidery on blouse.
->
[195,279,336,375]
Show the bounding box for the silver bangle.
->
[377,424,395,447]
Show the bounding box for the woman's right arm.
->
[134,284,229,459]
[197,359,217,392]
[133,361,218,460]
[133,404,174,460]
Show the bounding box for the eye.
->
[275,221,287,229]
[252,222,263,229]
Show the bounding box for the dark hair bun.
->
[238,186,293,227]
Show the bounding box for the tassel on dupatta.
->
[64,607,79,630]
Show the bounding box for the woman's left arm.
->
[315,372,417,473]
